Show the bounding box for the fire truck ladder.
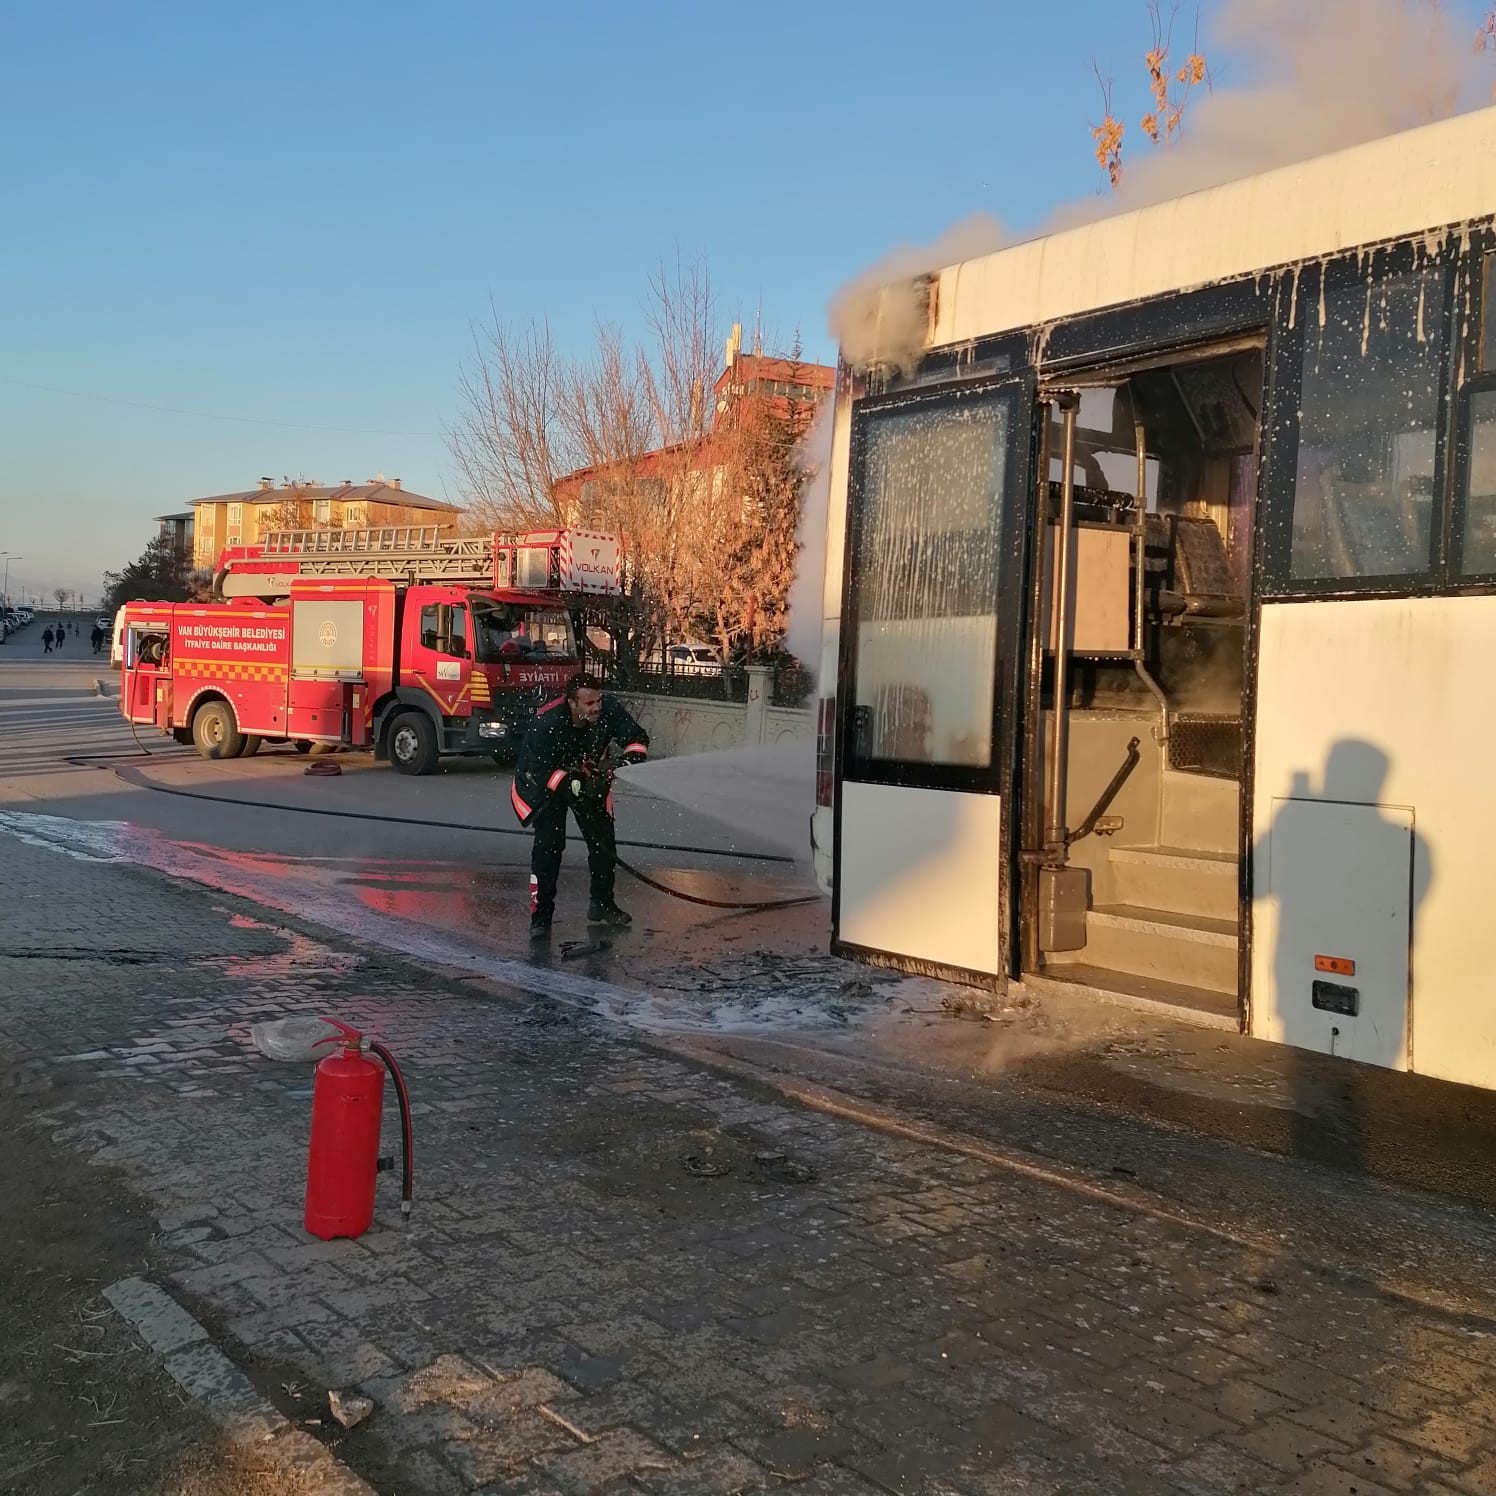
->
[253,527,494,585]
[217,525,604,599]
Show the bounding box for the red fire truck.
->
[118,526,621,775]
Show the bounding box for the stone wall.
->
[618,666,813,759]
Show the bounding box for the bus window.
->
[1289,266,1448,582]
[1047,386,1157,510]
[850,389,1011,769]
[1459,388,1496,575]
[1484,252,1495,372]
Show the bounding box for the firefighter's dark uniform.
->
[510,694,649,925]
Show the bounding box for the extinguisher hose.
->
[368,1041,413,1217]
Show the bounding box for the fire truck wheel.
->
[387,711,438,776]
[293,740,313,754]
[240,736,262,758]
[192,700,245,760]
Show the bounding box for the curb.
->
[103,1276,376,1495]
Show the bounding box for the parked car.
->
[647,641,723,677]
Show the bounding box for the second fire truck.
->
[118,526,621,775]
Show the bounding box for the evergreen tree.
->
[102,534,195,611]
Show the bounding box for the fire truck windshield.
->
[470,600,576,663]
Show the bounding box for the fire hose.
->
[368,1039,414,1216]
[615,857,817,911]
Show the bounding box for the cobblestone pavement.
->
[5,842,1496,1494]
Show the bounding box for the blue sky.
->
[0,0,1486,601]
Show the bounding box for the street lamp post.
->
[0,554,19,646]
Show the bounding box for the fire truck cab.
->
[119,526,620,775]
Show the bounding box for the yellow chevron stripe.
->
[174,658,288,682]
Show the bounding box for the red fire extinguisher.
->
[304,1019,413,1241]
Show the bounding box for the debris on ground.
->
[681,1152,731,1178]
[327,1389,373,1429]
[752,1150,815,1185]
[559,939,610,960]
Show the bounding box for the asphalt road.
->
[0,659,838,1015]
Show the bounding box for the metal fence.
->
[621,664,749,703]
[579,638,811,710]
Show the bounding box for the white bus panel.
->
[1252,597,1496,1088]
[838,781,1002,977]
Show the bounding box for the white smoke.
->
[784,397,837,679]
[1071,0,1485,222]
[826,212,1007,377]
[829,0,1490,371]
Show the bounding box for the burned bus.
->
[812,106,1496,1090]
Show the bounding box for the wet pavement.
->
[7,833,1496,1494]
[9,660,1496,1490]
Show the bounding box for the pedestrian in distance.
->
[42,626,53,653]
[90,624,105,655]
[510,672,649,940]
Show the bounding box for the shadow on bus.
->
[1254,738,1434,1175]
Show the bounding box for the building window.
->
[849,386,1012,769]
[228,502,242,525]
[1285,265,1449,583]
[313,499,331,523]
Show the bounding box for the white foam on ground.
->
[0,809,131,863]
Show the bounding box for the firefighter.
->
[510,672,649,939]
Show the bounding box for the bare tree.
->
[558,323,668,670]
[450,254,814,675]
[1478,1,1496,60]
[260,495,315,531]
[1091,1,1210,188]
[448,311,580,532]
[553,256,729,655]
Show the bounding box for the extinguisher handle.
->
[314,1017,363,1050]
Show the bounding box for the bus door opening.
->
[1027,343,1263,1014]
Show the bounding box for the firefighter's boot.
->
[587,901,632,928]
[530,911,553,941]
